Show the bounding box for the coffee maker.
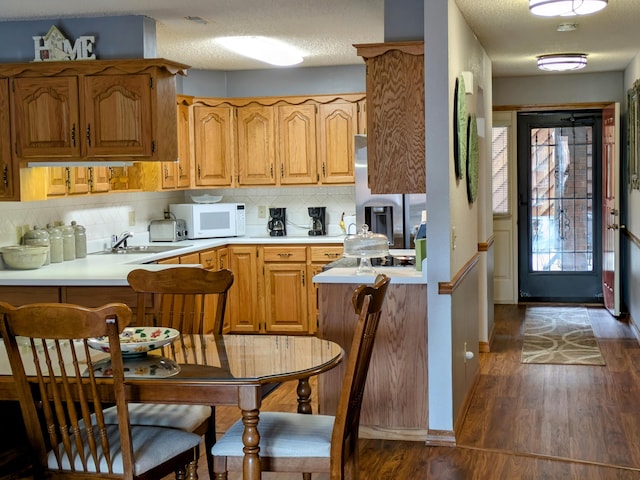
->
[267,208,287,236]
[308,207,327,236]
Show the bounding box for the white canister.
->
[46,224,64,263]
[71,221,87,259]
[61,225,76,261]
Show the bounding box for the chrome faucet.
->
[111,231,134,250]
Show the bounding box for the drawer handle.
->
[325,253,340,258]
[278,253,292,258]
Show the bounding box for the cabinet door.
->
[90,166,110,192]
[193,105,234,187]
[277,104,318,185]
[164,101,192,189]
[83,74,153,158]
[0,79,17,200]
[236,104,276,185]
[11,76,80,159]
[228,245,260,332]
[308,245,343,334]
[359,43,425,193]
[264,263,308,333]
[69,167,90,194]
[317,101,356,184]
[47,167,69,196]
[357,100,367,135]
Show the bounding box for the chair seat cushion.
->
[212,412,334,458]
[48,424,200,475]
[102,403,212,431]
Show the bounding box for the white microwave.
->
[169,203,246,239]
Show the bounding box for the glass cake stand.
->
[343,224,390,275]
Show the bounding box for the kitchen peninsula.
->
[313,265,428,441]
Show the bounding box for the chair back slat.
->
[331,274,390,478]
[0,301,132,477]
[127,267,234,335]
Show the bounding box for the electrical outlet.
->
[258,205,267,219]
[128,211,136,226]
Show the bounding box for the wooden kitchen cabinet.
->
[277,103,318,185]
[0,79,18,200]
[192,102,235,187]
[47,166,110,197]
[261,246,309,333]
[355,41,425,194]
[3,58,188,165]
[228,245,260,332]
[236,103,277,186]
[317,101,357,184]
[307,245,343,333]
[162,96,193,190]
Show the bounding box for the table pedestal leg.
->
[296,377,312,414]
[241,408,260,480]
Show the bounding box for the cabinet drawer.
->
[309,246,343,263]
[199,249,217,269]
[263,246,307,262]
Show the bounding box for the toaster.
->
[148,219,188,242]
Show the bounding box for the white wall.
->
[624,54,640,334]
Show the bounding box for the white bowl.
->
[88,327,180,356]
[1,245,49,270]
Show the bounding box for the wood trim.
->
[479,341,491,353]
[425,429,456,446]
[438,254,480,295]
[359,426,429,442]
[478,233,495,252]
[0,58,190,77]
[623,226,640,249]
[493,102,611,113]
[192,93,366,108]
[354,41,424,58]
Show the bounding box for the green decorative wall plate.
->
[453,75,467,180]
[466,114,479,203]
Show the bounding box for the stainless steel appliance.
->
[355,135,426,249]
[267,208,287,236]
[149,219,188,242]
[308,207,327,236]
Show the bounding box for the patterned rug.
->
[521,306,605,365]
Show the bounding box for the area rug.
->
[521,306,605,365]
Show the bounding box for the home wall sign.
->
[33,25,96,62]
[453,74,467,180]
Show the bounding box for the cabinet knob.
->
[465,351,474,361]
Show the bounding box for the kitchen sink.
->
[91,245,191,255]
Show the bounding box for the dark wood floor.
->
[4,304,640,479]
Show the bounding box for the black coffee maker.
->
[308,207,327,236]
[268,208,286,236]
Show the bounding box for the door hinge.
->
[149,77,154,89]
[152,141,156,153]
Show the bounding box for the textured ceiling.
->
[0,0,637,76]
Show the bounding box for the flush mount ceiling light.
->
[216,36,303,66]
[529,0,608,16]
[537,53,588,71]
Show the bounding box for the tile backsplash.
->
[0,186,355,250]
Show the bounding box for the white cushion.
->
[48,424,200,475]
[212,412,334,458]
[102,403,212,431]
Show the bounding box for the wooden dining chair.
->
[0,301,201,480]
[100,266,234,479]
[211,273,390,480]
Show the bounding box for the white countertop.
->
[0,234,345,287]
[313,264,427,285]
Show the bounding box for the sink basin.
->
[91,245,191,255]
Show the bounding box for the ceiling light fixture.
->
[216,36,303,67]
[537,53,588,71]
[529,0,608,16]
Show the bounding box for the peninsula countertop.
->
[0,234,345,287]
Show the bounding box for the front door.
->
[517,111,603,303]
[602,103,621,316]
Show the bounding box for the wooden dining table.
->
[0,333,344,480]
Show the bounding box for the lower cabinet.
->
[262,246,308,333]
[228,245,261,332]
